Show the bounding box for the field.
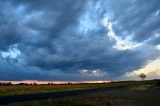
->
[0,83,113,97]
[0,80,160,106]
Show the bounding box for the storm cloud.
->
[0,0,160,81]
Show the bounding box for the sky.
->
[0,0,160,81]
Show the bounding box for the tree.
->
[33,82,37,85]
[139,73,147,80]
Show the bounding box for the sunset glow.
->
[0,80,111,85]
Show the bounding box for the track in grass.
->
[0,86,122,105]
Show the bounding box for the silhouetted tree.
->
[0,82,5,85]
[33,82,37,85]
[48,82,54,85]
[6,82,12,85]
[67,82,72,84]
[18,83,28,85]
[0,82,13,86]
[139,73,147,80]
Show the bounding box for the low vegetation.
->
[1,80,160,106]
[0,80,160,97]
[0,83,111,97]
[0,80,160,106]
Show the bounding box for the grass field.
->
[0,83,114,97]
[1,80,160,106]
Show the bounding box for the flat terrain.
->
[0,86,121,105]
[65,86,160,106]
[0,83,110,97]
[0,80,160,106]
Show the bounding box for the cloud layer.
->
[0,0,160,81]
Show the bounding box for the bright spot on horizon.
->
[125,59,160,79]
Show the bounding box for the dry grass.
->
[1,80,160,106]
[0,83,111,96]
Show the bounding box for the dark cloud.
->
[0,2,22,50]
[109,0,160,42]
[147,35,160,45]
[0,0,160,80]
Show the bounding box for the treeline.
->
[0,82,12,85]
[0,82,73,85]
[0,82,48,85]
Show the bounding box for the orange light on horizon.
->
[0,80,111,85]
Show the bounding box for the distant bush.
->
[0,82,5,85]
[33,82,37,85]
[0,82,12,86]
[47,82,54,85]
[17,83,28,85]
